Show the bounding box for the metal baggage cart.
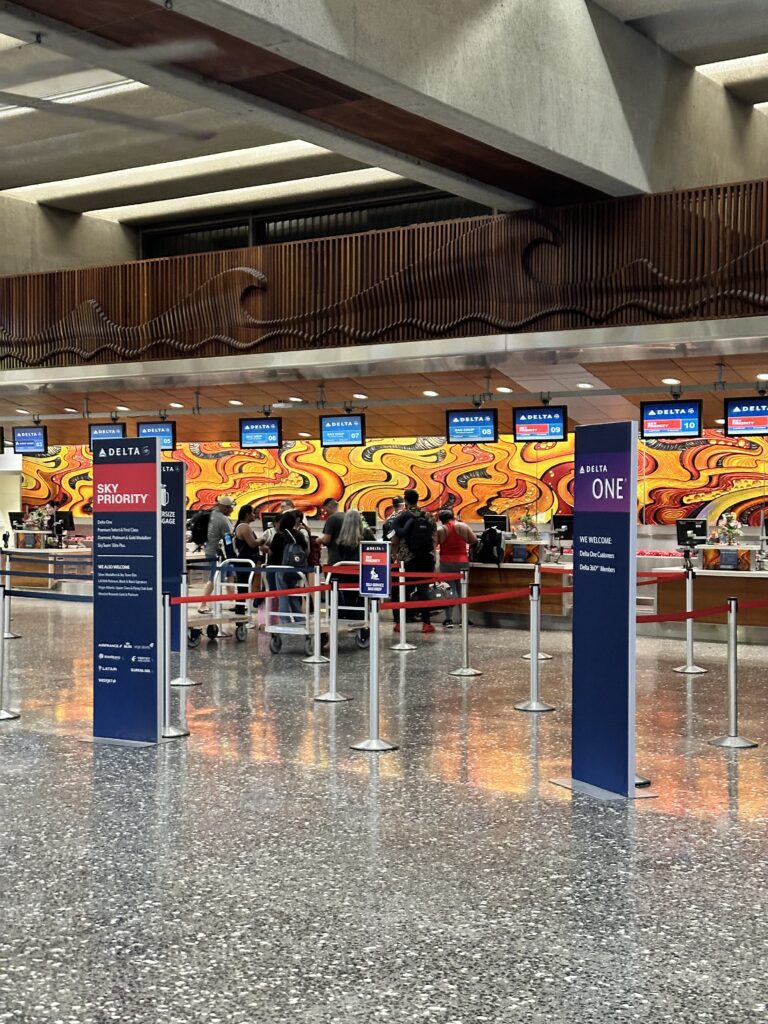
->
[187,557,257,645]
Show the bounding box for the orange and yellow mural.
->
[20,432,768,525]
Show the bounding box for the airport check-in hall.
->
[1,2,768,1022]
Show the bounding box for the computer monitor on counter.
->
[552,514,573,541]
[676,518,707,546]
[482,514,509,532]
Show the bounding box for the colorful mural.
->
[19,432,768,525]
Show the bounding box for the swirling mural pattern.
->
[20,433,768,525]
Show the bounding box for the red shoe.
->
[393,622,400,632]
[421,622,436,634]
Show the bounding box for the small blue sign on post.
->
[161,461,186,652]
[92,437,162,744]
[555,421,640,799]
[359,541,390,600]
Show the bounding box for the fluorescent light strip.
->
[0,78,144,120]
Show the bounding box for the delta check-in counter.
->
[467,541,573,628]
[0,546,92,590]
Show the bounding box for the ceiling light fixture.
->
[15,408,29,414]
[288,396,303,403]
[495,386,513,394]
[422,390,439,398]
[661,377,681,386]
[64,407,77,413]
[353,393,368,400]
[116,405,130,411]
[577,382,594,389]
[169,402,184,409]
[715,418,725,425]
[228,399,243,406]
[298,431,311,438]
[757,373,768,381]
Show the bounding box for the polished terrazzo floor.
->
[0,601,767,1023]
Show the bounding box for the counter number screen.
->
[320,414,366,447]
[446,409,498,443]
[513,406,567,442]
[137,421,177,451]
[724,398,768,437]
[239,417,282,449]
[13,426,48,455]
[640,400,702,439]
[89,423,126,444]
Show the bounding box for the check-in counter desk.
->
[0,547,92,590]
[466,540,573,628]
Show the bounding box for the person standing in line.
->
[320,497,345,565]
[197,494,236,614]
[436,509,477,628]
[391,488,437,634]
[232,504,260,616]
[382,496,406,622]
[336,509,376,563]
[265,510,308,622]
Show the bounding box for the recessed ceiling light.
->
[353,393,368,400]
[298,431,311,438]
[715,418,725,425]
[661,377,681,386]
[577,382,594,389]
[757,373,768,381]
[423,390,439,397]
[496,386,513,394]
[64,407,77,413]
[116,405,130,412]
[169,402,184,409]
[228,399,243,406]
[288,396,303,403]
[15,408,29,415]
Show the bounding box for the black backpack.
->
[405,511,434,555]
[283,530,307,569]
[190,510,211,548]
[473,527,504,567]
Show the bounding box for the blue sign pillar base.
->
[551,777,657,801]
[88,736,156,748]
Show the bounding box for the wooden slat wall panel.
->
[3,180,768,370]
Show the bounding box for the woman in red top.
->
[436,509,478,628]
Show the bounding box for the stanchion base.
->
[315,691,351,703]
[449,666,482,677]
[673,664,707,675]
[391,642,417,652]
[170,676,201,687]
[0,708,20,721]
[709,734,758,749]
[302,654,330,665]
[635,774,651,788]
[522,652,553,661]
[161,725,190,740]
[515,700,555,713]
[350,737,398,752]
[3,631,20,640]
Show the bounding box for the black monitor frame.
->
[360,511,377,531]
[445,408,498,444]
[239,416,283,449]
[552,514,574,541]
[676,518,708,546]
[137,420,177,451]
[53,509,75,532]
[8,512,24,529]
[12,425,48,456]
[512,405,568,443]
[319,414,366,447]
[89,422,127,445]
[639,399,702,440]
[482,513,509,532]
[723,397,768,437]
[261,512,280,531]
[0,426,4,453]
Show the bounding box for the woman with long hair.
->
[336,509,374,562]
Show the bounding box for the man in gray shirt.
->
[198,495,235,613]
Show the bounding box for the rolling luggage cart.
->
[326,561,370,649]
[187,557,257,646]
[263,563,321,655]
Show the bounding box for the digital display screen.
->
[13,426,48,455]
[724,398,768,437]
[446,409,498,443]
[640,400,702,439]
[137,421,177,451]
[320,414,366,447]
[513,406,567,442]
[89,423,126,444]
[0,426,4,452]
[239,417,282,449]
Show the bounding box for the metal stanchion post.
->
[515,584,555,713]
[674,567,706,674]
[522,563,551,661]
[4,558,19,640]
[391,560,416,651]
[161,593,189,739]
[316,578,350,703]
[0,587,19,721]
[450,569,481,677]
[710,597,757,749]
[303,565,330,664]
[351,599,398,751]
[171,574,200,687]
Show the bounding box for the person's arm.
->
[436,523,447,544]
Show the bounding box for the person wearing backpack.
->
[196,495,236,614]
[265,511,308,622]
[391,488,437,633]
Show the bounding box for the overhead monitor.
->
[13,426,48,455]
[89,422,126,445]
[640,400,702,439]
[446,409,498,443]
[239,417,282,449]
[676,518,708,546]
[137,420,177,451]
[552,514,574,540]
[482,513,509,532]
[319,414,366,447]
[513,406,567,442]
[724,397,768,437]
